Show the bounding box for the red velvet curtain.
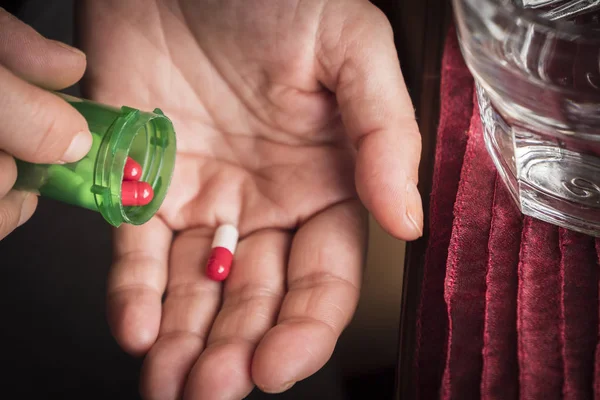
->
[413,25,600,400]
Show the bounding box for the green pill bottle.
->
[12,93,177,227]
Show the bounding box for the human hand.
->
[0,9,92,240]
[77,0,422,398]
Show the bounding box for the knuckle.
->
[365,7,394,40]
[341,4,394,52]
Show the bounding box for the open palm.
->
[77,0,422,398]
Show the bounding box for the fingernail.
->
[279,381,296,392]
[405,181,423,237]
[49,39,86,58]
[263,381,296,393]
[60,131,93,164]
[18,192,36,227]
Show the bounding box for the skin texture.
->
[0,8,92,240]
[75,0,424,399]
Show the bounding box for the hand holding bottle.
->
[0,8,92,240]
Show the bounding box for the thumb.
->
[316,1,423,240]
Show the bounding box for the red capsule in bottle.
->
[121,181,154,206]
[123,157,142,181]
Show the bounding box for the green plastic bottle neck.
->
[93,105,176,226]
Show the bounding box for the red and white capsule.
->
[206,224,239,281]
[121,181,154,206]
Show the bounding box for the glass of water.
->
[452,0,600,236]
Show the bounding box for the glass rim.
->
[483,0,600,39]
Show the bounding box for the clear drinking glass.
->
[452,0,600,237]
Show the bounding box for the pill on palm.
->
[123,157,142,181]
[121,181,154,206]
[206,224,239,281]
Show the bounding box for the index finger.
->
[0,9,91,164]
[0,8,87,90]
[108,219,172,356]
[316,0,423,240]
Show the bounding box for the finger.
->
[108,218,172,356]
[0,190,37,240]
[0,64,92,164]
[140,228,222,400]
[316,1,423,240]
[183,229,290,400]
[0,8,86,90]
[0,151,17,198]
[0,151,35,237]
[252,200,367,393]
